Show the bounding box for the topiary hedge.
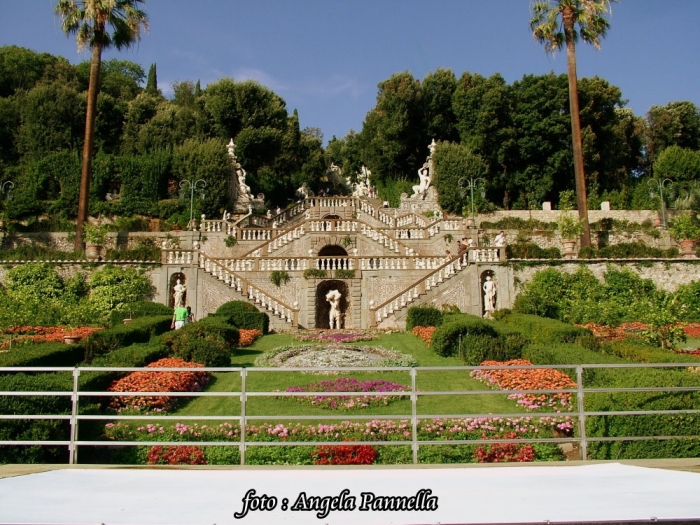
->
[430,315,528,364]
[405,306,444,331]
[83,315,173,362]
[162,317,238,367]
[0,342,85,368]
[214,301,269,334]
[108,301,173,326]
[500,313,598,350]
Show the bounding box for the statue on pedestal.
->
[483,276,497,317]
[411,167,431,198]
[326,289,342,329]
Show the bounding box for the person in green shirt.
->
[172,305,189,330]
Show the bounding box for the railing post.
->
[411,368,418,465]
[240,368,247,466]
[69,368,80,465]
[576,365,587,461]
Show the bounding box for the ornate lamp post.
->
[180,179,206,231]
[648,178,672,230]
[458,177,485,229]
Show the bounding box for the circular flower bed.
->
[282,377,410,410]
[254,344,417,370]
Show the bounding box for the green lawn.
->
[172,332,525,422]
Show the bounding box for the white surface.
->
[0,463,699,525]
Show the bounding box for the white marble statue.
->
[227,139,236,158]
[326,289,342,329]
[412,167,431,198]
[296,182,310,200]
[483,276,497,317]
[237,166,252,200]
[429,138,437,157]
[173,279,187,308]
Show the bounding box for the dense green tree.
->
[421,68,459,144]
[0,46,59,98]
[646,101,700,166]
[360,71,424,184]
[145,63,158,95]
[172,138,229,218]
[16,82,84,160]
[55,0,149,250]
[432,141,487,215]
[530,0,617,247]
[653,146,700,183]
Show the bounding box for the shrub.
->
[269,270,290,287]
[0,341,85,368]
[162,318,237,367]
[430,318,498,358]
[108,301,174,326]
[406,306,443,331]
[506,243,561,259]
[83,315,172,362]
[215,301,269,334]
[500,313,598,350]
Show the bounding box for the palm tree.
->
[530,0,616,248]
[55,0,148,250]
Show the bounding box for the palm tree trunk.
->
[563,8,592,248]
[75,43,102,251]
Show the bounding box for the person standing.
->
[172,304,189,330]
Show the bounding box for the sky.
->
[1,1,699,145]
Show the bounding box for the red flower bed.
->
[474,433,536,463]
[238,329,262,347]
[1,325,103,348]
[684,323,700,338]
[411,326,436,346]
[107,357,210,412]
[471,359,577,411]
[146,445,207,465]
[312,443,377,465]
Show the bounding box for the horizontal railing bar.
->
[77,415,242,421]
[0,391,73,396]
[0,415,71,420]
[586,435,700,442]
[585,409,700,416]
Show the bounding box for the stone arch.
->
[480,269,497,317]
[315,280,349,329]
[323,214,341,220]
[169,272,187,308]
[318,245,348,257]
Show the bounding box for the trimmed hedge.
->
[405,306,443,331]
[500,313,598,350]
[83,315,172,362]
[214,301,269,334]
[108,301,173,326]
[162,317,238,367]
[522,341,700,459]
[430,315,528,364]
[0,342,85,368]
[601,339,700,365]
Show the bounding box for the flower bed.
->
[294,330,378,343]
[578,322,700,341]
[1,325,103,348]
[146,445,207,465]
[474,433,536,463]
[254,344,417,370]
[470,359,577,412]
[105,415,573,445]
[107,357,210,412]
[281,377,410,410]
[312,444,377,465]
[411,326,436,346]
[238,329,262,347]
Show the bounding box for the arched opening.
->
[169,272,187,308]
[323,214,341,220]
[315,280,349,329]
[318,245,348,257]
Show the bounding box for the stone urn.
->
[63,335,82,344]
[562,240,577,258]
[85,243,103,261]
[679,239,696,257]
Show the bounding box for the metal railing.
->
[1,362,699,465]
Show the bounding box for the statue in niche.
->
[326,289,342,329]
[483,276,497,317]
[411,167,431,198]
[173,279,187,308]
